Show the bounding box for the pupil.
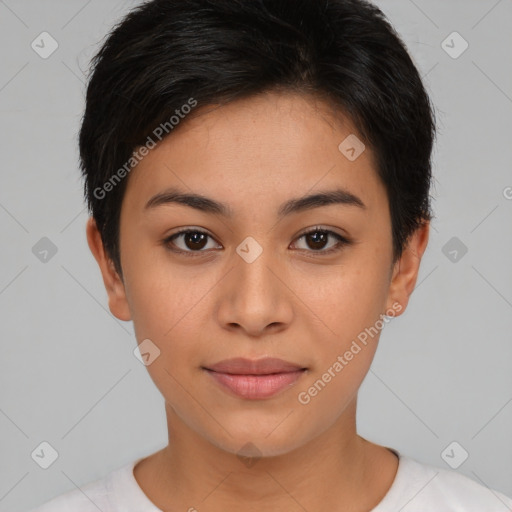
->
[308,231,327,250]
[186,232,207,250]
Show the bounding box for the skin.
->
[87,90,429,511]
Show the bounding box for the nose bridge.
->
[216,234,293,334]
[235,234,280,305]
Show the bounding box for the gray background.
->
[0,0,511,510]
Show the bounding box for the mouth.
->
[202,357,307,400]
[204,357,306,375]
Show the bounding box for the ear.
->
[384,221,430,316]
[86,217,132,322]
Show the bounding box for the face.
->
[87,91,428,458]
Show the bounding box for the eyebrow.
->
[144,186,366,217]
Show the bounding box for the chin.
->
[205,423,310,460]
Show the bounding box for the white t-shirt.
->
[27,448,512,511]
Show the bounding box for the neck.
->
[134,398,399,511]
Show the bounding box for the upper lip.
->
[204,357,306,375]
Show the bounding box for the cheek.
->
[295,279,384,414]
[293,259,390,343]
[124,258,220,370]
[291,257,391,404]
[128,279,199,344]
[125,271,205,405]
[122,241,199,329]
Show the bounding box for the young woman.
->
[29,0,512,510]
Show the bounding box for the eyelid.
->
[295,224,348,240]
[291,226,351,254]
[163,225,351,257]
[164,227,221,256]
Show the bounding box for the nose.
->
[215,245,294,338]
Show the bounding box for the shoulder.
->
[25,461,136,512]
[25,479,110,512]
[384,454,512,511]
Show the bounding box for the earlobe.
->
[85,217,132,322]
[385,221,430,316]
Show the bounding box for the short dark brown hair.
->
[79,0,436,277]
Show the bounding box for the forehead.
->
[122,91,386,217]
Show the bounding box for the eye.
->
[291,226,351,255]
[163,226,351,258]
[163,228,221,256]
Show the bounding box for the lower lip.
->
[204,369,305,399]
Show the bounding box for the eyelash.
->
[163,226,351,258]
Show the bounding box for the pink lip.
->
[203,357,307,400]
